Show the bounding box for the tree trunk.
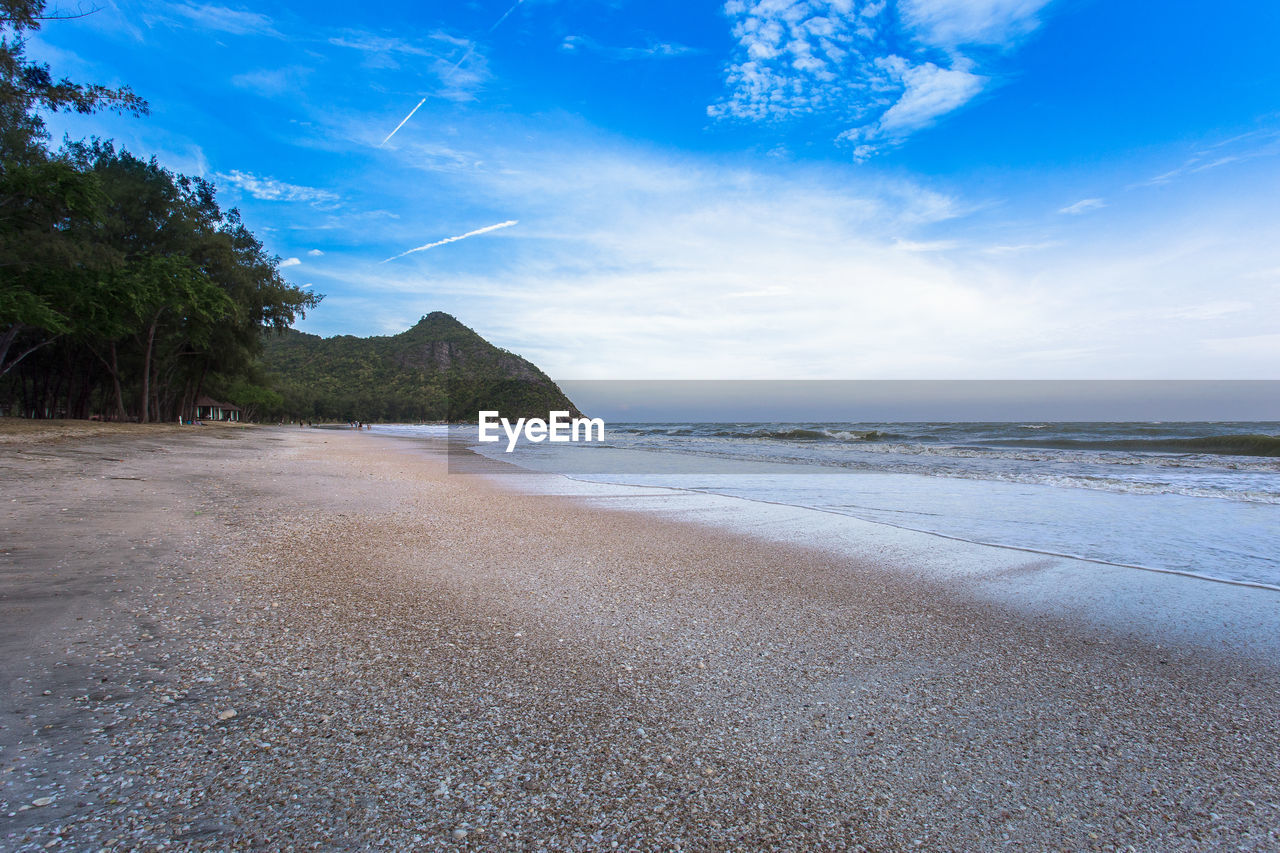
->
[184,358,210,423]
[150,359,160,423]
[57,346,73,418]
[179,376,196,423]
[139,310,162,423]
[193,359,209,410]
[73,355,93,419]
[109,342,125,421]
[0,324,18,373]
[157,357,183,422]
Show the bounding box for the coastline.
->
[475,461,1280,661]
[3,425,1278,850]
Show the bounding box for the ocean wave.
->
[619,424,911,442]
[708,428,820,440]
[596,444,1280,503]
[611,432,1280,473]
[982,434,1280,457]
[700,427,902,442]
[824,429,900,442]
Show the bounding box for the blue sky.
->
[29,0,1280,379]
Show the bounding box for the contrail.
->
[382,220,518,263]
[377,0,526,146]
[376,45,469,147]
[379,97,427,147]
[488,0,525,32]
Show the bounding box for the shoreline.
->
[444,418,1280,593]
[452,437,1280,662]
[3,425,1278,850]
[557,465,1280,592]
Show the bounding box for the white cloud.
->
[1198,333,1280,360]
[1136,129,1280,188]
[841,58,986,157]
[982,241,1058,254]
[1244,266,1280,281]
[82,1,146,41]
[899,0,1051,48]
[876,61,986,133]
[230,66,310,96]
[1162,301,1251,321]
[328,33,437,58]
[561,35,701,60]
[293,127,1280,379]
[709,1,892,123]
[159,4,282,38]
[285,209,399,231]
[149,144,210,179]
[1058,197,1105,215]
[279,257,302,268]
[710,0,1053,157]
[400,141,487,173]
[217,170,340,205]
[307,249,325,256]
[894,238,962,251]
[329,30,488,101]
[1191,155,1242,173]
[297,142,1059,378]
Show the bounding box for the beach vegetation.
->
[0,1,319,420]
[0,2,572,425]
[257,312,581,423]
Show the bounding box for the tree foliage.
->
[1,2,569,425]
[0,1,321,420]
[259,312,581,423]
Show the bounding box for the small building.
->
[194,396,241,422]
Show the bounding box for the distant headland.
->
[258,312,581,424]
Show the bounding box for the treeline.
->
[267,371,573,425]
[258,315,583,424]
[0,1,318,421]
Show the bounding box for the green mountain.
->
[257,312,581,423]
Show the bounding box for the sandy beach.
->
[2,423,1278,851]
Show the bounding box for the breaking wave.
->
[984,434,1280,458]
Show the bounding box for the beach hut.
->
[194,396,242,422]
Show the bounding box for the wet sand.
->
[2,424,1278,850]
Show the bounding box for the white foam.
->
[480,466,1280,662]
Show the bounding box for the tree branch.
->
[0,332,60,377]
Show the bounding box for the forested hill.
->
[259,312,582,423]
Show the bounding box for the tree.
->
[41,142,320,421]
[225,378,284,422]
[0,0,146,376]
[0,0,145,160]
[0,1,322,421]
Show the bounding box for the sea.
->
[376,421,1280,590]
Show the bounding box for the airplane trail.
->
[378,98,427,147]
[488,0,525,32]
[377,0,526,146]
[381,220,519,263]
